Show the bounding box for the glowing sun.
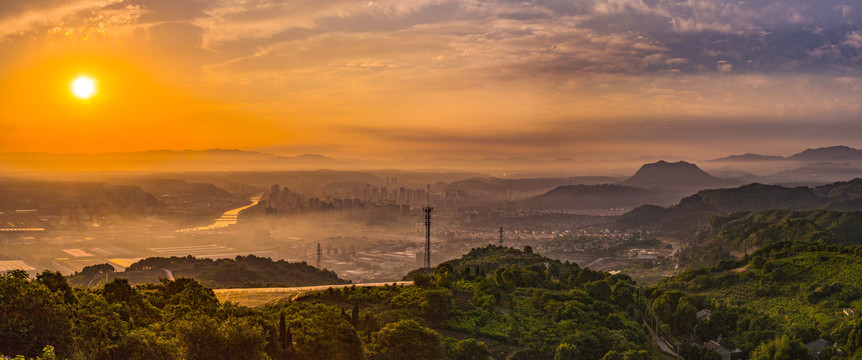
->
[71,76,96,99]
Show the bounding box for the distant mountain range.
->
[1,145,861,174]
[515,158,862,211]
[711,153,785,162]
[788,145,862,161]
[446,176,617,194]
[616,178,862,233]
[712,145,862,162]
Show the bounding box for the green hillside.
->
[1,246,665,360]
[616,179,862,235]
[68,255,349,289]
[653,241,862,358]
[678,210,862,267]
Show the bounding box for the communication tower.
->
[316,243,322,269]
[424,186,433,269]
[499,227,504,246]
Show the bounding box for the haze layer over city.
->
[4,1,862,360]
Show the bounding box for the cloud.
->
[3,0,862,158]
[0,0,124,40]
[331,111,862,159]
[4,0,862,75]
[844,31,862,48]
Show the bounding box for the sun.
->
[71,76,96,99]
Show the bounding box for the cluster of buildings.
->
[260,184,438,217]
[319,249,422,282]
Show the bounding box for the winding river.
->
[177,196,260,232]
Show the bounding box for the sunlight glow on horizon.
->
[71,75,96,100]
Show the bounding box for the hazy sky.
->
[1,0,861,160]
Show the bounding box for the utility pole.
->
[316,243,322,269]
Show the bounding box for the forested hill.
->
[678,210,862,268]
[68,255,349,288]
[7,244,862,359]
[651,241,862,359]
[2,246,666,360]
[616,179,862,235]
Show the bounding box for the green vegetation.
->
[11,238,862,359]
[2,246,664,360]
[69,255,349,289]
[653,241,862,358]
[617,179,862,238]
[679,210,862,267]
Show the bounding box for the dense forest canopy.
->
[4,239,862,359]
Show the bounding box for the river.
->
[177,196,260,232]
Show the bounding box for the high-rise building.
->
[269,184,281,208]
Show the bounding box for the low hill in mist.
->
[445,176,617,194]
[788,145,862,161]
[518,184,667,210]
[115,178,233,198]
[68,255,348,288]
[766,162,862,184]
[0,179,162,216]
[621,160,728,190]
[0,149,345,172]
[710,145,862,163]
[711,153,786,162]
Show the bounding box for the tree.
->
[103,278,136,304]
[848,319,862,351]
[175,316,224,360]
[421,289,454,324]
[351,302,359,328]
[222,316,269,360]
[546,263,561,280]
[286,303,363,360]
[368,319,442,360]
[749,335,813,360]
[413,273,435,288]
[0,276,73,358]
[35,271,75,304]
[435,263,455,288]
[115,328,179,360]
[7,269,29,280]
[72,292,132,360]
[586,281,612,301]
[554,343,579,360]
[447,338,489,360]
[601,350,623,360]
[673,298,698,335]
[79,263,115,277]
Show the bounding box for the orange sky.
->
[1,0,862,160]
